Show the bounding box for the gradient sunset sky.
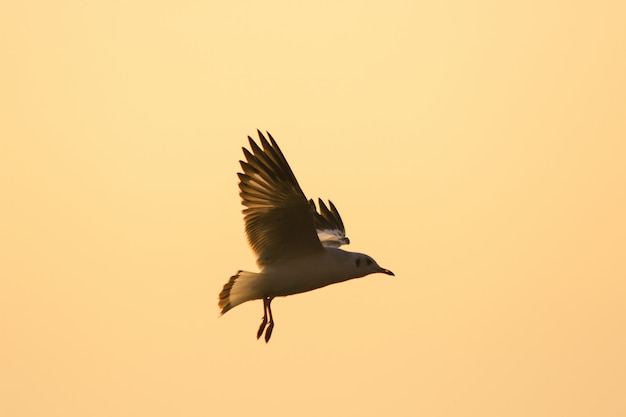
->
[2,1,625,416]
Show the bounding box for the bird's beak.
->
[380,268,395,276]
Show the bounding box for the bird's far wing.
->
[239,131,324,266]
[309,198,350,248]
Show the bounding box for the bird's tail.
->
[219,270,264,315]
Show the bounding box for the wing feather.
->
[310,198,350,248]
[238,131,323,266]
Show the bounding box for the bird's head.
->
[351,253,394,277]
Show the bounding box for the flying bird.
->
[219,130,394,342]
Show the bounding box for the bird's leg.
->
[257,297,269,339]
[264,297,275,343]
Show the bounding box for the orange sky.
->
[2,1,625,416]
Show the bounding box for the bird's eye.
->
[355,258,361,267]
[366,258,373,266]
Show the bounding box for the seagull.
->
[218,130,394,342]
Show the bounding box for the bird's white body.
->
[224,248,385,313]
[262,248,372,297]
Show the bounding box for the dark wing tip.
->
[266,131,278,147]
[327,199,346,230]
[256,130,272,150]
[311,198,347,236]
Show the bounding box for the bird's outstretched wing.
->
[238,131,323,266]
[310,199,350,248]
